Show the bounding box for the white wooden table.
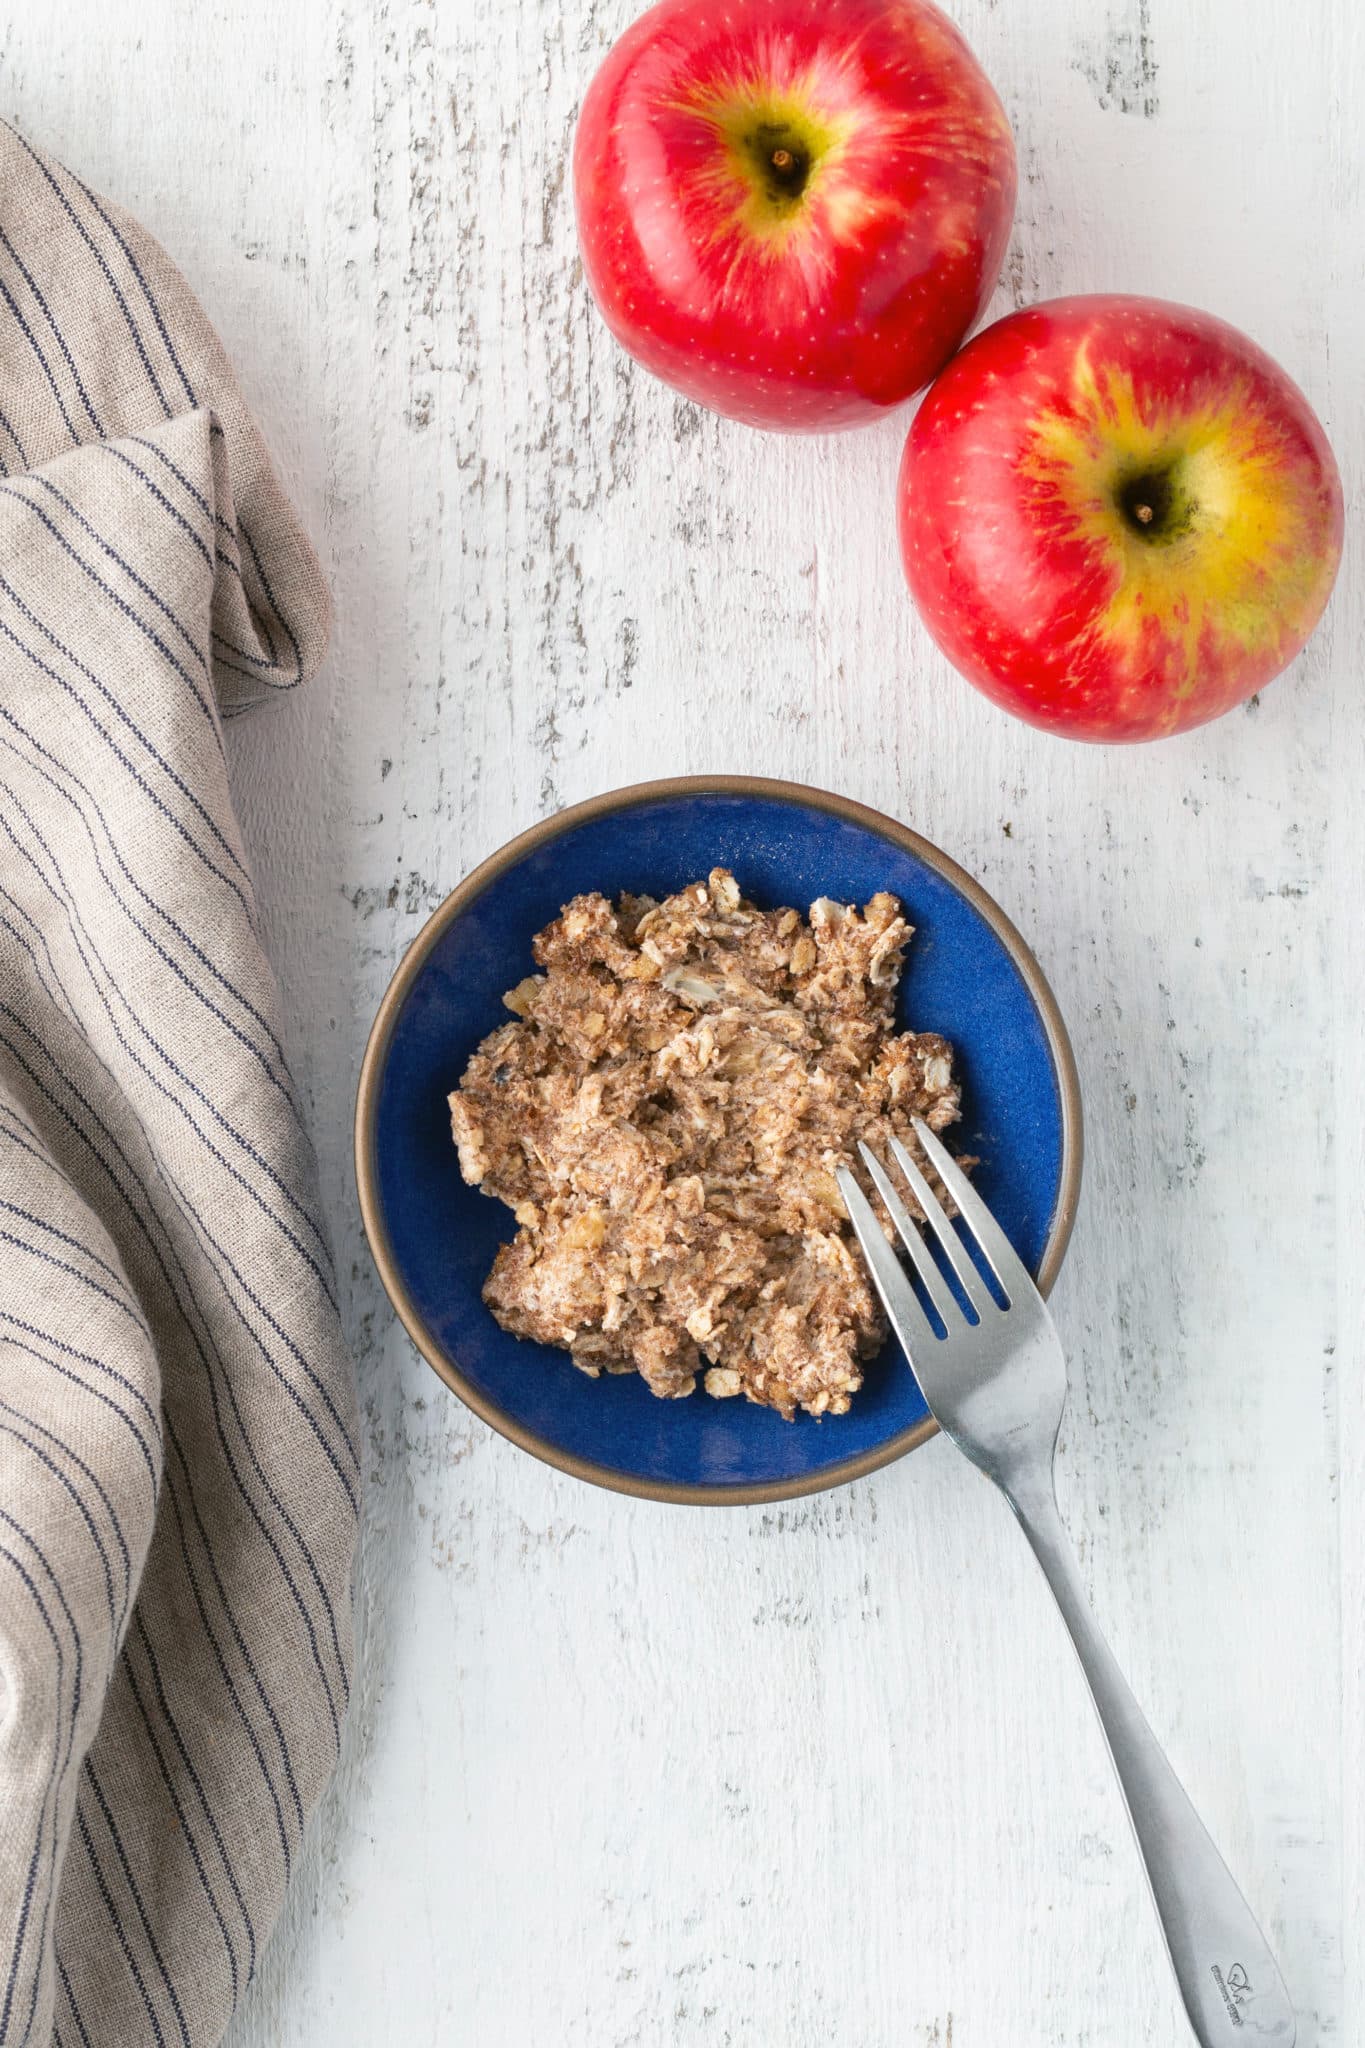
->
[8,2,1361,2041]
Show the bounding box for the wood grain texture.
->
[4,0,1359,2041]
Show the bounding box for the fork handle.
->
[1005,1469,1296,2045]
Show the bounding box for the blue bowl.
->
[355,778,1082,1504]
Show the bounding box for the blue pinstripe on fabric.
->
[0,1163,133,1285]
[118,1653,243,2007]
[102,445,212,565]
[24,477,220,718]
[0,705,293,1082]
[83,1760,193,2048]
[1,1095,309,1888]
[0,269,80,447]
[155,1434,304,1858]
[0,717,298,1103]
[0,1405,128,1632]
[0,978,354,1677]
[26,467,279,694]
[129,434,227,531]
[230,513,304,683]
[0,1526,83,1771]
[127,437,245,582]
[0,591,256,918]
[209,624,296,672]
[0,782,304,1219]
[0,1435,116,1635]
[0,1183,149,1299]
[0,549,248,888]
[0,1319,161,1495]
[53,1955,93,2048]
[0,404,30,467]
[71,163,308,692]
[0,968,351,1738]
[73,1806,169,2048]
[198,645,290,694]
[0,820,324,1284]
[123,435,300,681]
[0,1228,155,1346]
[10,130,173,416]
[6,1118,312,1923]
[0,1003,354,1750]
[128,1605,259,1979]
[0,842,347,1378]
[68,166,193,413]
[0,225,102,436]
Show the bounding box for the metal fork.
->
[837,1120,1295,2047]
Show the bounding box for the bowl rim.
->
[354,774,1084,1506]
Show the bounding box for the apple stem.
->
[750,129,811,200]
[1134,503,1154,524]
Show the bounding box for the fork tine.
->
[910,1117,1037,1304]
[885,1135,997,1318]
[856,1142,968,1331]
[835,1166,938,1359]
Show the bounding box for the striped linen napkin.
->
[0,123,358,2047]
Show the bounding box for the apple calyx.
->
[1114,460,1196,544]
[744,122,815,206]
[696,91,846,237]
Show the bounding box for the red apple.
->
[573,0,1016,432]
[898,295,1344,741]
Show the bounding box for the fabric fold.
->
[0,120,357,2048]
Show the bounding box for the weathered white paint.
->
[6,0,1361,2041]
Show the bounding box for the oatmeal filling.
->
[448,868,963,1420]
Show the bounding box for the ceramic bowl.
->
[355,776,1082,1504]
